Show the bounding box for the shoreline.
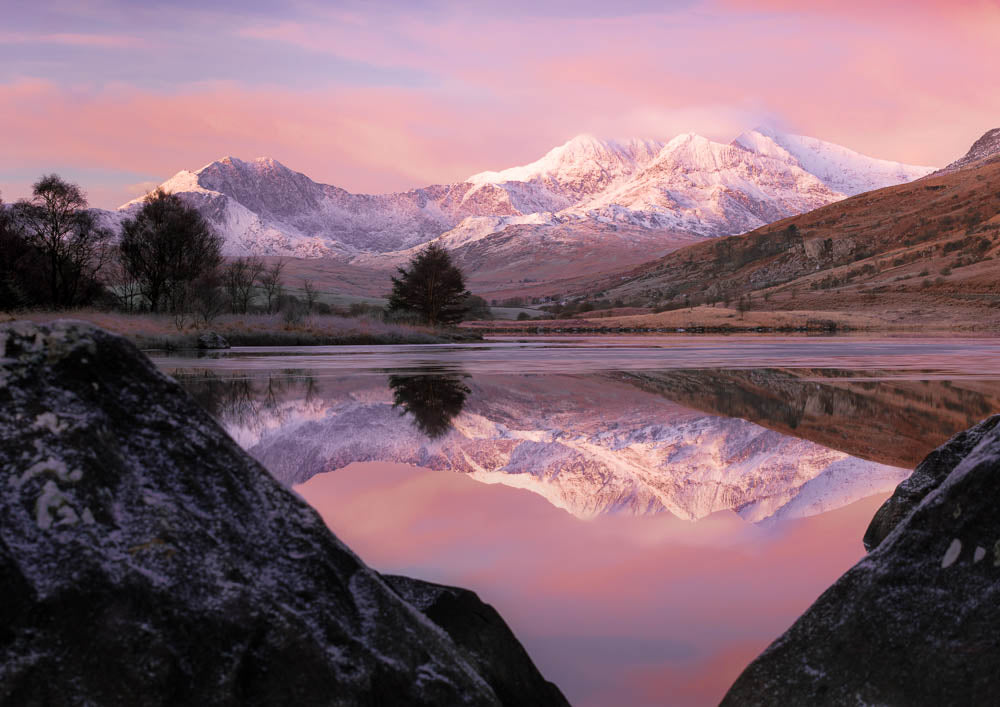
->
[461,303,1000,335]
[2,310,482,351]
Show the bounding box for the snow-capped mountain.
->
[113,129,935,259]
[203,374,908,523]
[732,127,934,196]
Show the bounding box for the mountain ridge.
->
[580,129,1000,328]
[110,129,935,261]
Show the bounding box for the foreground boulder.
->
[864,415,1000,550]
[0,321,566,706]
[723,416,1000,705]
[387,576,569,707]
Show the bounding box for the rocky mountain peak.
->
[942,127,1000,173]
[194,155,324,218]
[467,133,662,190]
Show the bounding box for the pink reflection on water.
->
[297,461,887,706]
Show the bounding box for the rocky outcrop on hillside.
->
[722,415,1000,705]
[0,321,566,706]
[941,127,1000,173]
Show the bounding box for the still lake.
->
[154,335,1000,706]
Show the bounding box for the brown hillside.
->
[595,155,1000,325]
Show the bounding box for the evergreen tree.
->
[386,243,470,325]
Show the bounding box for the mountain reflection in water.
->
[163,365,1000,523]
[161,348,1000,707]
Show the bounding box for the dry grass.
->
[587,306,890,330]
[464,303,1000,332]
[6,310,478,349]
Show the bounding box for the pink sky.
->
[1,1,998,208]
[297,461,888,706]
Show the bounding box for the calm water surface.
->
[156,336,1000,706]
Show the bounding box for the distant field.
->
[463,303,1000,332]
[486,306,548,320]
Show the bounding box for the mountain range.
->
[109,129,934,274]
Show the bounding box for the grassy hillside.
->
[588,154,1000,327]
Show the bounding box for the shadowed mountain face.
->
[620,369,1000,469]
[175,370,910,523]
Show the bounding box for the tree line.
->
[1,173,481,326]
[1,176,324,322]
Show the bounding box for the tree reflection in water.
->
[176,369,316,434]
[388,373,471,440]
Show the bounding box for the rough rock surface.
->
[386,576,568,707]
[864,415,1000,550]
[722,414,1000,705]
[197,331,230,349]
[0,321,565,706]
[941,127,1000,173]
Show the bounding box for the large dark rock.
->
[722,415,1000,705]
[387,576,568,707]
[864,414,1000,550]
[0,321,566,706]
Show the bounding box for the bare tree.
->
[737,294,751,319]
[223,256,265,313]
[257,260,285,314]
[301,278,318,313]
[103,254,145,313]
[0,193,39,309]
[189,268,227,325]
[119,188,223,313]
[13,175,111,307]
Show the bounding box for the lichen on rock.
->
[0,320,566,706]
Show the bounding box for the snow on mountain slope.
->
[569,132,841,237]
[116,131,935,258]
[733,127,935,196]
[466,134,663,210]
[214,374,908,523]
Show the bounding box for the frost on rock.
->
[723,414,1000,706]
[0,321,567,706]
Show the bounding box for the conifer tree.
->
[386,243,470,325]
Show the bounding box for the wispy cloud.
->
[2,1,998,208]
[0,31,146,48]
